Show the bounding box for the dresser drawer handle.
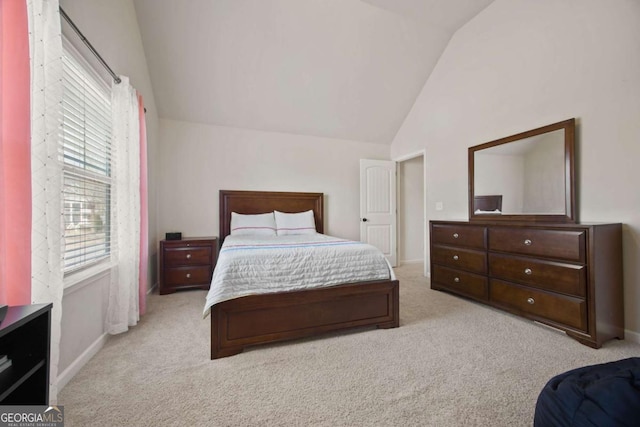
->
[524,268,532,275]
[186,273,191,279]
[527,297,535,305]
[453,233,459,239]
[454,277,460,283]
[186,253,192,259]
[524,239,532,246]
[453,255,459,261]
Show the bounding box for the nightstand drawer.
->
[159,237,218,295]
[164,246,212,266]
[490,279,587,331]
[164,266,212,286]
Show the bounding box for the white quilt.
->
[203,233,395,316]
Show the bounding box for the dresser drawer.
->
[164,246,212,266]
[489,253,586,297]
[490,280,587,331]
[432,246,487,274]
[431,224,486,249]
[489,228,585,262]
[432,265,488,301]
[164,266,212,286]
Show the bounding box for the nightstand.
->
[159,237,218,295]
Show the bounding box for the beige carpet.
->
[59,264,640,426]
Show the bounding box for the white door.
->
[360,159,397,266]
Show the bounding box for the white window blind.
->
[62,48,112,273]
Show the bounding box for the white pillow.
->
[274,210,317,235]
[230,212,277,236]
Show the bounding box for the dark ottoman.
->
[534,357,640,426]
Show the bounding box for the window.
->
[61,46,112,273]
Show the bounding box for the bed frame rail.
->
[211,279,399,359]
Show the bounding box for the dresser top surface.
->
[430,220,621,229]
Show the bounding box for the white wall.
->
[522,137,565,213]
[58,0,159,381]
[159,119,390,241]
[391,0,640,338]
[475,153,524,213]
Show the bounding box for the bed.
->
[206,190,399,359]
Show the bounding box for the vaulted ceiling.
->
[133,0,494,144]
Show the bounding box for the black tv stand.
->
[0,303,52,404]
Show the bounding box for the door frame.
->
[393,149,427,277]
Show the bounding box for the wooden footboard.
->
[210,279,400,359]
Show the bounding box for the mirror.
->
[468,118,576,223]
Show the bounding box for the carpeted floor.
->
[59,264,640,426]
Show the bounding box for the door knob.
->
[362,218,368,222]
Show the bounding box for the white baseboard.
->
[624,328,640,344]
[399,259,423,265]
[57,332,109,392]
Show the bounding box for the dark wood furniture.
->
[430,221,624,348]
[469,118,576,223]
[474,195,502,212]
[210,190,400,359]
[159,237,218,295]
[0,303,52,404]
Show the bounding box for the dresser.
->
[429,221,623,348]
[159,237,218,295]
[0,303,52,404]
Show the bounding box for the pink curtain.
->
[0,0,32,306]
[138,93,148,315]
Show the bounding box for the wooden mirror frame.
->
[468,118,576,223]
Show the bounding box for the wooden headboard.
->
[473,195,503,212]
[219,190,324,241]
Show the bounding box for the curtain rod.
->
[59,7,121,84]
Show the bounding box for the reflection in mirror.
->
[474,129,565,214]
[468,118,576,223]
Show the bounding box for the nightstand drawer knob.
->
[186,273,191,279]
[527,297,535,305]
[524,239,532,246]
[186,253,192,259]
[453,233,459,239]
[453,255,459,261]
[524,268,532,275]
[454,277,460,283]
